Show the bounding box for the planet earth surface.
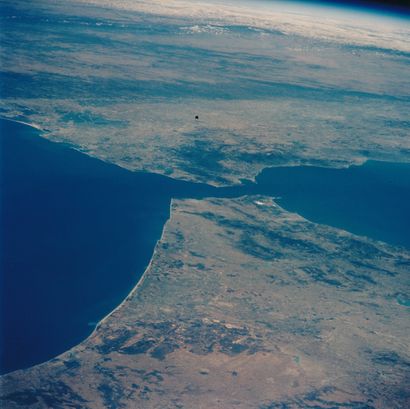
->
[0,0,409,408]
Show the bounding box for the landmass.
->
[1,0,409,407]
[1,0,410,185]
[2,197,409,408]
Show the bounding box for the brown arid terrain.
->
[1,0,410,407]
[2,196,409,408]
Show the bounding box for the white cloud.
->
[74,0,410,51]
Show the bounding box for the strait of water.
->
[1,118,409,374]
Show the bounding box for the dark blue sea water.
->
[0,119,221,375]
[255,162,410,249]
[1,118,409,374]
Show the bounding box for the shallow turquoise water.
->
[1,118,409,374]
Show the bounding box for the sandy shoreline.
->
[1,196,173,377]
[0,117,174,376]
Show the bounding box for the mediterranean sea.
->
[255,161,410,250]
[1,118,409,374]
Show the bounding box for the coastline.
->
[0,117,44,132]
[0,117,175,376]
[0,117,370,187]
[1,197,174,377]
[2,117,409,376]
[91,198,173,334]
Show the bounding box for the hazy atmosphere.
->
[1,1,409,408]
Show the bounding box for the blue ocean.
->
[1,118,409,374]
